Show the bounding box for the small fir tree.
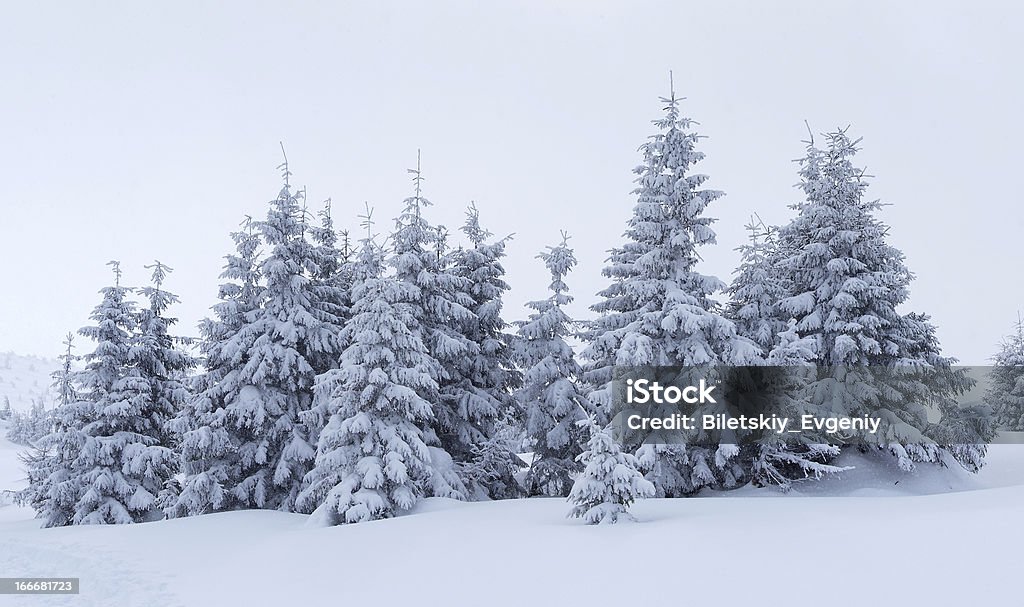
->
[567,417,654,524]
[53,333,77,408]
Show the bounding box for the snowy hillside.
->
[2,433,1023,606]
[0,419,27,508]
[0,352,59,412]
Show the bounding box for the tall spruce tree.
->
[776,129,984,472]
[306,200,353,370]
[390,154,493,468]
[454,203,517,406]
[516,234,589,497]
[170,216,265,516]
[298,200,356,446]
[582,84,758,496]
[453,203,522,498]
[173,165,342,515]
[133,262,198,511]
[725,221,849,488]
[297,217,447,523]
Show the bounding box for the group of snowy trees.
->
[4,401,51,446]
[577,88,995,506]
[568,86,997,519]
[20,84,1004,527]
[21,263,196,525]
[3,337,79,446]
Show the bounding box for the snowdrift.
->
[2,426,1023,607]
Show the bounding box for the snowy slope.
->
[2,442,1023,606]
[0,419,27,508]
[0,352,59,412]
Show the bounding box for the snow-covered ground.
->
[0,353,59,413]
[2,422,1022,607]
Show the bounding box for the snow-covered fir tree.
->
[515,234,589,497]
[5,401,51,446]
[451,202,522,498]
[134,262,197,449]
[173,167,343,516]
[297,230,442,524]
[461,421,524,500]
[0,397,10,421]
[775,132,907,367]
[987,317,1024,431]
[53,332,78,408]
[726,218,789,358]
[132,262,199,509]
[169,216,264,516]
[31,262,178,525]
[16,335,76,510]
[454,203,517,404]
[305,199,353,373]
[390,155,497,471]
[776,129,984,472]
[298,200,357,451]
[582,84,758,496]
[567,417,654,524]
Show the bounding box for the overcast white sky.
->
[1,1,1021,365]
